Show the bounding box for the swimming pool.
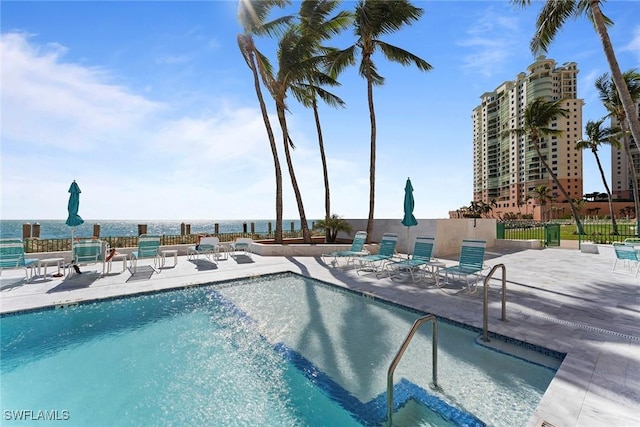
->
[1,273,562,426]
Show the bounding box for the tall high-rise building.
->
[611,102,640,201]
[472,56,584,220]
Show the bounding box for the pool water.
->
[1,273,561,426]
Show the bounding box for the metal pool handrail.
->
[482,263,507,342]
[387,314,439,425]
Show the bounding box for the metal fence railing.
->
[498,221,546,241]
[497,220,639,245]
[22,230,318,253]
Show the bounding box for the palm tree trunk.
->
[312,99,331,243]
[593,151,619,234]
[246,45,283,244]
[592,1,640,232]
[276,104,312,243]
[620,121,640,231]
[532,140,584,234]
[365,65,376,244]
[591,1,640,160]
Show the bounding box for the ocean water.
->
[0,219,313,239]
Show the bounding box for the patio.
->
[1,245,638,426]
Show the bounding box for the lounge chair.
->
[71,238,104,276]
[612,243,640,277]
[231,237,253,259]
[0,240,38,282]
[356,233,398,276]
[322,231,368,267]
[387,236,436,283]
[130,234,161,273]
[440,239,486,293]
[188,236,223,261]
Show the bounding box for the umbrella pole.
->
[406,227,410,259]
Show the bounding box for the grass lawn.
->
[504,221,638,244]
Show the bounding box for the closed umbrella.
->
[401,177,418,256]
[66,180,84,243]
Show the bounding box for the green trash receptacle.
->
[545,223,560,247]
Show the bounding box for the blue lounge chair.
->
[231,237,253,259]
[441,239,486,293]
[188,236,223,261]
[71,239,104,276]
[0,240,38,282]
[387,236,435,282]
[322,231,368,267]
[612,243,640,277]
[130,234,161,273]
[357,233,398,276]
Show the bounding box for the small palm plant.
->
[313,214,352,243]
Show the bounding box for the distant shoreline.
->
[0,219,314,240]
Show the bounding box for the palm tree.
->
[512,0,640,163]
[531,185,553,221]
[576,118,621,233]
[504,97,584,233]
[595,70,640,226]
[312,213,353,242]
[290,0,351,243]
[489,198,498,218]
[465,200,482,218]
[325,0,432,242]
[264,1,352,243]
[237,0,292,244]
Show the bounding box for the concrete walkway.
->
[1,246,638,426]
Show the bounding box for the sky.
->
[1,0,640,221]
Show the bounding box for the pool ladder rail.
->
[386,264,507,425]
[386,314,440,426]
[482,263,507,342]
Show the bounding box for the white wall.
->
[338,218,497,257]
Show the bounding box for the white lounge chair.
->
[322,231,368,267]
[188,236,224,261]
[357,233,398,276]
[231,237,253,258]
[0,240,38,282]
[612,243,640,277]
[387,236,436,283]
[70,238,104,276]
[130,234,161,273]
[440,239,486,293]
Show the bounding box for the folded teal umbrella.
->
[402,178,418,227]
[66,181,84,247]
[401,178,418,256]
[65,180,84,227]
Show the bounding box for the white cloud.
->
[1,32,163,151]
[458,7,524,78]
[621,25,640,61]
[0,31,317,220]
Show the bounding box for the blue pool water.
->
[1,273,561,426]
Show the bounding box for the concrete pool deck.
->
[1,246,638,427]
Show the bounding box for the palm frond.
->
[360,58,384,85]
[313,85,346,108]
[255,49,275,91]
[357,0,423,37]
[531,0,576,54]
[577,118,622,151]
[238,0,293,36]
[576,0,613,28]
[324,46,357,79]
[376,40,432,71]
